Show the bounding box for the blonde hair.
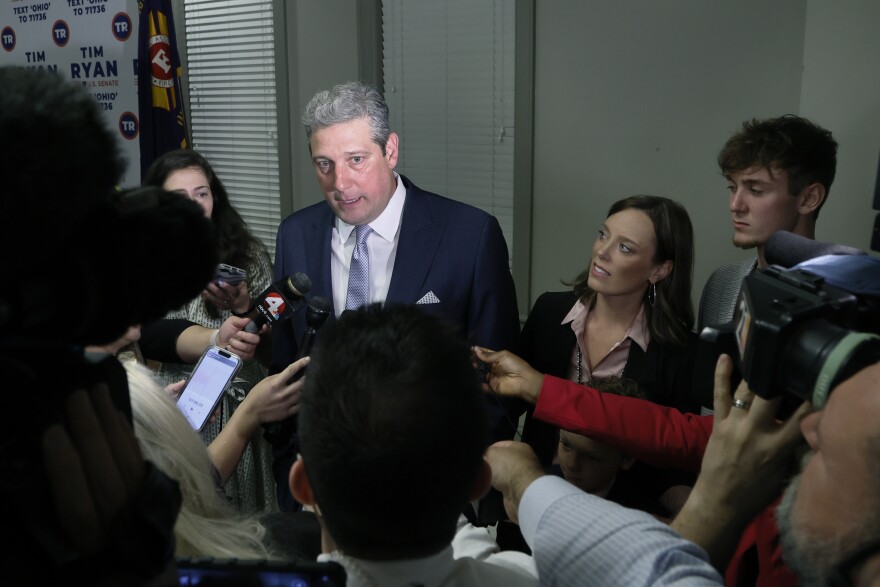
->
[125,362,282,560]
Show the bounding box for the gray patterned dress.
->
[157,242,277,514]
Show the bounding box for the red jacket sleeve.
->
[533,375,713,470]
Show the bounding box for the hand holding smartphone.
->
[214,263,248,285]
[175,346,242,431]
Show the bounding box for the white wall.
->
[282,0,361,213]
[800,0,880,252]
[274,1,880,314]
[530,0,808,310]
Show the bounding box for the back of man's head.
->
[718,115,838,217]
[298,304,489,559]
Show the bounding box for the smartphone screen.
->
[175,346,241,431]
[214,263,248,285]
[176,558,346,586]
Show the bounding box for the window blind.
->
[182,0,281,260]
[382,0,516,265]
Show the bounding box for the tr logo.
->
[118,111,139,140]
[52,20,70,48]
[112,12,132,42]
[1,26,15,52]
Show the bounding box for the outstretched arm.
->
[476,345,713,470]
[208,357,309,484]
[486,441,723,586]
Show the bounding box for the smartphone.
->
[175,346,242,431]
[176,557,346,586]
[214,263,248,285]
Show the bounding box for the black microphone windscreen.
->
[305,296,333,327]
[765,231,866,268]
[288,273,311,299]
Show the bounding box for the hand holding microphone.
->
[264,296,332,442]
[243,273,311,334]
[286,296,333,385]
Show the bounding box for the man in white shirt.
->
[288,304,536,586]
[487,356,880,587]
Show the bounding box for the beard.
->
[777,455,880,587]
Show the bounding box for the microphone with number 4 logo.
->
[243,273,311,334]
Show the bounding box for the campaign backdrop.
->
[0,0,185,187]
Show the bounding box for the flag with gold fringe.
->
[138,0,189,179]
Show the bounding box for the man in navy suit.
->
[270,81,521,510]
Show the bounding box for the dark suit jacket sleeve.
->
[470,214,524,442]
[269,216,299,375]
[139,318,195,363]
[469,214,521,354]
[534,374,712,470]
[267,215,303,511]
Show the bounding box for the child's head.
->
[557,376,645,494]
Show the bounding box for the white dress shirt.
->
[317,515,537,587]
[330,173,407,317]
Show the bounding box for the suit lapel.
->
[308,205,337,311]
[387,179,444,304]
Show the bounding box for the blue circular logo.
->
[52,20,70,48]
[119,111,139,140]
[1,26,16,52]
[112,12,132,42]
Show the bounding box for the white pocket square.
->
[416,291,441,304]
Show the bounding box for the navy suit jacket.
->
[269,175,521,509]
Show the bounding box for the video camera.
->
[0,67,218,584]
[701,232,880,408]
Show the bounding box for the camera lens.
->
[780,319,880,407]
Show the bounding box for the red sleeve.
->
[533,375,713,470]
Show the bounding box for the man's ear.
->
[384,132,400,169]
[469,459,493,501]
[798,182,826,216]
[290,458,317,507]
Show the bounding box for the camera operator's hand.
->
[217,315,265,361]
[485,440,547,524]
[473,347,544,405]
[670,354,810,572]
[208,357,310,484]
[42,384,179,586]
[203,280,250,315]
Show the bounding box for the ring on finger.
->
[732,398,751,410]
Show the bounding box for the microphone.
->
[264,296,333,443]
[286,296,333,385]
[765,231,866,268]
[243,273,311,334]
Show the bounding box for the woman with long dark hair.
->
[143,149,276,514]
[517,195,700,512]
